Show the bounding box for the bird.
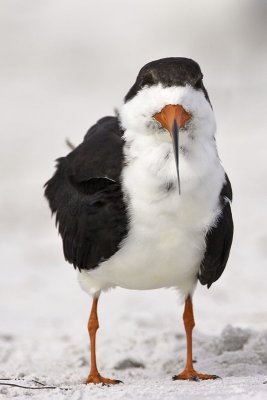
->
[44,57,233,385]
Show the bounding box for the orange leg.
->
[172,296,219,381]
[86,296,122,385]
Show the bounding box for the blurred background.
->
[1,0,267,339]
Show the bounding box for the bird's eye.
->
[140,73,155,88]
[194,78,203,89]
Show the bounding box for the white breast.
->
[79,130,225,297]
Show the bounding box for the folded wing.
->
[198,174,234,288]
[44,116,128,270]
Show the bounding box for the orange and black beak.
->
[154,105,191,195]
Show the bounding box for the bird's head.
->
[119,58,217,194]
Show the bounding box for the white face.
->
[119,83,216,146]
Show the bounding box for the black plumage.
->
[44,116,128,270]
[125,57,211,104]
[199,174,233,288]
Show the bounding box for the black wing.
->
[44,116,128,270]
[198,174,234,288]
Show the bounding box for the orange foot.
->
[86,373,123,385]
[172,369,219,382]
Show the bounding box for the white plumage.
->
[79,84,225,297]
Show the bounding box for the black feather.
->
[44,116,128,270]
[198,174,234,288]
[124,57,211,104]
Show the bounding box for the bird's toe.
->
[172,369,220,381]
[86,374,123,385]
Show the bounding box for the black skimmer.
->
[44,57,233,384]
